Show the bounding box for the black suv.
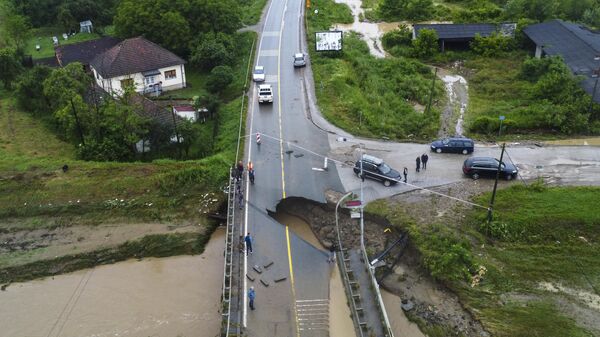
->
[462,157,518,180]
[430,137,474,154]
[353,154,402,187]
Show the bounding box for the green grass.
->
[367,184,600,336]
[241,0,269,25]
[307,0,442,140]
[25,27,101,59]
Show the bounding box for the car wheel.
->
[436,148,442,153]
[506,174,513,181]
[383,180,391,187]
[462,149,468,155]
[471,172,480,180]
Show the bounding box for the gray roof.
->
[523,20,600,101]
[414,24,497,40]
[55,37,122,66]
[90,37,185,78]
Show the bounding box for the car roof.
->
[258,84,271,89]
[294,53,304,57]
[466,156,498,164]
[254,65,264,70]
[360,154,383,165]
[443,137,473,142]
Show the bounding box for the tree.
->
[190,32,235,70]
[411,29,438,59]
[187,0,242,34]
[583,6,600,28]
[379,0,433,21]
[43,62,90,110]
[208,65,234,93]
[15,65,52,115]
[0,47,23,89]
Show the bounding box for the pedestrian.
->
[244,232,253,255]
[237,161,244,178]
[416,156,421,172]
[232,165,239,183]
[328,244,336,263]
[421,153,429,170]
[249,168,255,184]
[248,286,256,310]
[403,167,408,183]
[238,192,243,209]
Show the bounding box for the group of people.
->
[402,153,429,183]
[233,160,255,184]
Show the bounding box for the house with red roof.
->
[90,37,187,97]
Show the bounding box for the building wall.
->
[91,64,187,96]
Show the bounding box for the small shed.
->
[173,106,197,122]
[413,23,516,52]
[80,20,93,33]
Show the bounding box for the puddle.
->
[273,212,356,337]
[0,229,225,337]
[333,0,402,58]
[381,289,427,337]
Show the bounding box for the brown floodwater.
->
[272,212,356,337]
[381,289,427,337]
[0,228,225,337]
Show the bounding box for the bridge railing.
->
[220,168,236,336]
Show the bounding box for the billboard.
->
[315,31,343,51]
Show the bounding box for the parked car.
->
[430,137,474,154]
[258,84,273,104]
[462,157,518,180]
[252,65,265,82]
[353,154,401,187]
[293,53,306,67]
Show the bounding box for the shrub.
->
[190,32,236,70]
[471,33,514,57]
[208,65,234,93]
[381,24,412,50]
[411,28,438,59]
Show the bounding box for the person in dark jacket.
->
[421,153,429,170]
[403,167,408,183]
[416,156,421,172]
[248,286,256,310]
[236,161,244,182]
[244,232,253,255]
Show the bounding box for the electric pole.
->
[487,143,506,223]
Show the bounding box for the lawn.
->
[307,0,443,140]
[25,27,101,59]
[367,184,600,336]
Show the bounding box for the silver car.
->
[293,53,306,67]
[252,65,265,82]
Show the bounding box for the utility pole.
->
[487,143,506,223]
[426,67,437,115]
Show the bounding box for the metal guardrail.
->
[361,248,394,337]
[220,169,236,336]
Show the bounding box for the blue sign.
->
[499,115,506,121]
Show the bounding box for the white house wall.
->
[92,65,187,96]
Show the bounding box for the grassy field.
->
[367,184,600,336]
[25,27,100,59]
[307,0,443,140]
[241,0,269,25]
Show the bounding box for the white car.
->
[258,84,273,104]
[253,65,265,82]
[293,53,306,67]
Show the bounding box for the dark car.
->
[430,137,474,154]
[462,157,518,180]
[353,154,401,187]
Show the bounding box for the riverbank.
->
[0,228,225,337]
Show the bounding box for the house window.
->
[164,70,177,80]
[145,76,156,86]
[121,78,133,88]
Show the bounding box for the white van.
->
[258,84,273,104]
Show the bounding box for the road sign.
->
[499,115,506,121]
[344,200,362,209]
[350,210,361,218]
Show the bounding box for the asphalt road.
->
[242,0,343,335]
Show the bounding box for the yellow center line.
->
[276,8,300,337]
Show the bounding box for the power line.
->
[245,132,489,210]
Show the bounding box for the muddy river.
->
[0,229,225,337]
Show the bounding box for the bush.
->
[411,28,438,59]
[208,65,234,93]
[381,24,412,50]
[190,32,236,70]
[419,225,476,282]
[471,33,514,57]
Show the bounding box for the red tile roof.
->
[90,37,185,78]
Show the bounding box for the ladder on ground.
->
[220,169,238,336]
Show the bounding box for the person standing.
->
[416,156,421,172]
[248,286,256,310]
[328,244,336,263]
[238,191,243,210]
[421,153,429,170]
[248,161,255,184]
[245,232,253,255]
[237,161,244,182]
[403,167,408,183]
